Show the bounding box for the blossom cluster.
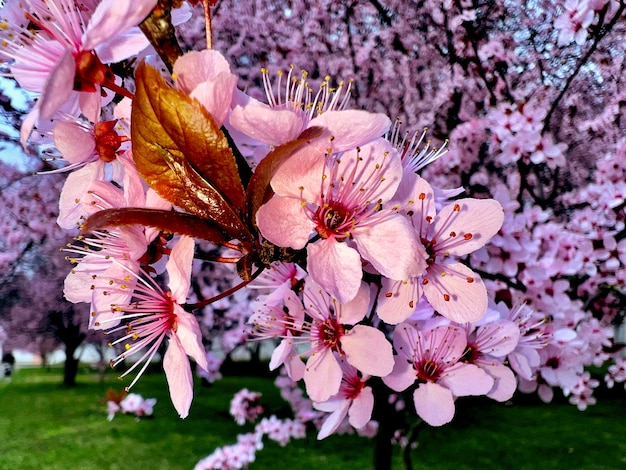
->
[196,388,305,470]
[105,389,157,421]
[1,0,624,464]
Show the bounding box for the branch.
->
[543,3,625,132]
[138,0,183,73]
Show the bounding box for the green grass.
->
[1,366,626,469]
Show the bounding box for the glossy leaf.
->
[245,126,324,228]
[82,208,232,246]
[131,62,250,240]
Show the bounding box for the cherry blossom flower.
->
[172,49,238,127]
[97,236,208,418]
[554,0,595,46]
[229,66,389,154]
[249,293,306,380]
[461,312,520,402]
[378,175,504,324]
[257,137,427,303]
[313,361,374,439]
[384,323,493,426]
[1,0,158,141]
[298,280,394,402]
[230,389,264,426]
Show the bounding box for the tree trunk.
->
[371,382,396,470]
[63,346,79,387]
[373,408,395,470]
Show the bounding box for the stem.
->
[543,2,625,132]
[139,0,183,73]
[185,267,264,310]
[102,77,134,100]
[203,0,214,50]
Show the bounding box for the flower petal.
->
[166,236,194,302]
[423,262,488,323]
[353,214,427,280]
[310,110,390,152]
[304,348,342,402]
[377,277,422,324]
[174,306,208,372]
[256,196,315,250]
[83,0,158,51]
[163,334,194,418]
[306,239,362,304]
[413,382,455,426]
[432,198,504,257]
[342,325,394,377]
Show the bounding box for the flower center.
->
[318,317,345,352]
[314,202,353,239]
[415,359,441,382]
[94,120,125,162]
[74,50,115,93]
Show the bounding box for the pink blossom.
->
[4,0,158,141]
[230,389,264,425]
[378,175,503,324]
[172,49,238,127]
[554,0,595,46]
[229,67,388,153]
[257,137,426,303]
[384,323,493,426]
[462,315,520,402]
[98,236,208,418]
[299,280,394,402]
[313,362,374,439]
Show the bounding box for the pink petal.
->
[309,110,391,152]
[316,399,350,439]
[353,214,427,280]
[377,277,422,324]
[229,99,305,147]
[174,306,208,371]
[57,163,105,229]
[270,145,326,201]
[433,198,504,257]
[166,236,194,302]
[348,386,374,429]
[382,355,416,392]
[12,40,66,92]
[269,336,293,371]
[90,260,139,329]
[39,49,75,121]
[173,50,233,94]
[304,348,342,402]
[83,0,158,51]
[53,121,96,164]
[423,262,488,323]
[335,139,403,202]
[341,325,394,377]
[190,74,238,127]
[256,196,315,249]
[439,362,494,397]
[478,359,517,402]
[389,173,436,222]
[78,89,102,123]
[413,382,455,426]
[94,28,150,64]
[475,320,520,357]
[337,281,371,325]
[163,334,194,418]
[306,239,362,304]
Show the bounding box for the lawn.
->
[0,366,625,470]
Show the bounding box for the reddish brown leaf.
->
[131,62,250,240]
[82,208,232,245]
[245,126,324,228]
